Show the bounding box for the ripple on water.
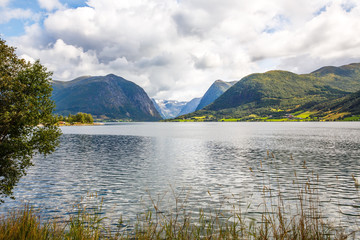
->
[0,122,359,231]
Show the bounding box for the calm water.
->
[1,122,360,231]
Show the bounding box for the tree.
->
[85,113,94,123]
[0,38,61,202]
[61,112,94,124]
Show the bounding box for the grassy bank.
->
[0,189,350,240]
[0,154,357,240]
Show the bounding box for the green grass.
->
[0,154,355,239]
[270,108,285,112]
[264,118,292,122]
[220,118,242,122]
[342,115,360,121]
[294,111,317,119]
[0,194,109,240]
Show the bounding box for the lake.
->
[1,122,360,231]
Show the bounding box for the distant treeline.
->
[55,112,94,124]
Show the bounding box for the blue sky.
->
[1,0,360,100]
[0,0,88,36]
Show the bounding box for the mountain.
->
[207,70,350,111]
[151,99,187,119]
[310,63,360,92]
[332,90,360,114]
[313,90,360,120]
[196,80,237,111]
[52,74,162,121]
[155,80,236,119]
[177,97,201,116]
[175,63,360,121]
[151,99,165,119]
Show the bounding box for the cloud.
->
[37,0,63,11]
[0,8,33,24]
[173,8,214,37]
[247,1,360,71]
[193,52,222,69]
[0,0,9,7]
[6,0,360,100]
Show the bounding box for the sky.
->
[1,0,360,101]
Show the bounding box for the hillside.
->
[196,80,237,110]
[175,63,360,121]
[312,90,360,120]
[333,90,360,114]
[52,74,162,121]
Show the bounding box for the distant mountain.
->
[177,97,201,116]
[151,99,164,118]
[196,80,237,111]
[52,74,162,121]
[310,63,360,92]
[175,63,360,121]
[151,99,187,119]
[155,79,236,119]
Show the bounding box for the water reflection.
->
[0,122,360,231]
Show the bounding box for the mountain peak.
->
[193,62,360,118]
[311,63,360,77]
[106,73,118,78]
[196,79,237,111]
[52,75,161,121]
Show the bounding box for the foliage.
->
[313,90,360,120]
[55,112,94,124]
[0,39,61,202]
[342,115,360,121]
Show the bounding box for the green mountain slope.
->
[334,90,360,114]
[312,90,360,120]
[52,74,162,121]
[175,63,360,121]
[310,63,360,91]
[196,80,237,110]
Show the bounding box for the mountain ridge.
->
[174,63,360,121]
[52,74,162,121]
[196,80,237,111]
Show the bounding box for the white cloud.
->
[19,54,35,63]
[7,0,360,100]
[0,8,33,24]
[193,52,222,69]
[37,0,63,11]
[0,0,9,7]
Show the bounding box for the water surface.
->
[1,122,360,230]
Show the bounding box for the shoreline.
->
[58,122,105,126]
